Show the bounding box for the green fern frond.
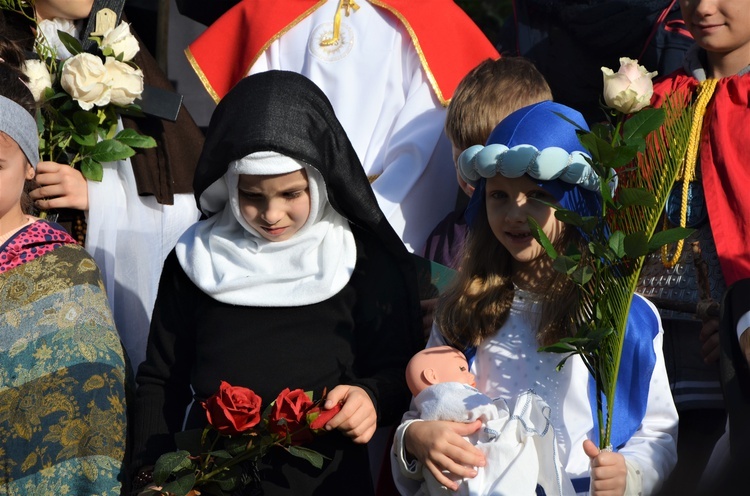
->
[592,94,694,446]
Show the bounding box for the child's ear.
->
[422,368,439,386]
[25,162,35,180]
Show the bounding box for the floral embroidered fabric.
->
[0,222,128,494]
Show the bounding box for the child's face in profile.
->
[485,174,564,267]
[237,170,311,242]
[679,0,750,57]
[34,0,94,20]
[451,145,475,198]
[0,134,35,223]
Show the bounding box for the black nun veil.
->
[192,71,424,409]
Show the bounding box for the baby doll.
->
[401,346,574,496]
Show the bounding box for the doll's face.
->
[406,346,476,395]
[679,0,750,64]
[485,173,564,267]
[0,133,35,226]
[238,170,311,242]
[428,348,475,387]
[34,0,94,21]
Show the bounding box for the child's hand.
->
[583,440,627,496]
[404,419,485,492]
[321,385,376,444]
[29,161,89,211]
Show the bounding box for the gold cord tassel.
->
[661,78,719,268]
[320,0,360,47]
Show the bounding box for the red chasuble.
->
[652,71,750,286]
[186,0,499,106]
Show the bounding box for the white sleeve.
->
[618,300,679,496]
[367,46,455,253]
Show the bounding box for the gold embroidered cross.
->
[320,0,360,47]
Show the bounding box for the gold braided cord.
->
[320,0,360,47]
[661,78,719,268]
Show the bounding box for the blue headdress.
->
[460,100,606,227]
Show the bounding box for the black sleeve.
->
[175,0,240,26]
[131,251,198,471]
[348,235,424,427]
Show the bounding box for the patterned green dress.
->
[0,220,128,495]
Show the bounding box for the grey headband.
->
[0,95,39,168]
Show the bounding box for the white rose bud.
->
[100,22,140,62]
[104,58,144,106]
[23,59,53,102]
[61,53,111,110]
[601,57,658,114]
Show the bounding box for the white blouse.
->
[394,291,678,495]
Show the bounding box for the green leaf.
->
[588,241,610,260]
[208,449,232,459]
[288,445,325,469]
[580,216,600,234]
[56,30,83,56]
[80,157,103,181]
[554,209,583,227]
[571,265,594,285]
[528,216,558,259]
[622,107,665,144]
[608,231,626,258]
[647,227,695,251]
[538,342,578,354]
[114,128,157,149]
[72,111,100,135]
[578,132,616,165]
[553,255,579,275]
[89,139,136,163]
[153,450,193,485]
[72,133,97,147]
[589,122,612,141]
[224,435,251,456]
[623,231,650,258]
[161,473,197,496]
[617,187,657,208]
[553,111,588,132]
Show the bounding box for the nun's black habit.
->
[132,71,423,495]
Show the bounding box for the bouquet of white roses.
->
[6,1,156,180]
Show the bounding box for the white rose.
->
[23,59,53,102]
[601,57,658,114]
[100,22,140,62]
[61,53,111,110]
[36,18,78,60]
[104,58,144,106]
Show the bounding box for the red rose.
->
[202,381,262,436]
[306,402,342,432]
[269,388,314,443]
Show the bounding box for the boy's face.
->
[451,145,475,198]
[679,0,750,59]
[0,134,35,224]
[35,0,95,21]
[237,170,311,242]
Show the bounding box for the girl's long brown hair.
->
[435,202,584,349]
